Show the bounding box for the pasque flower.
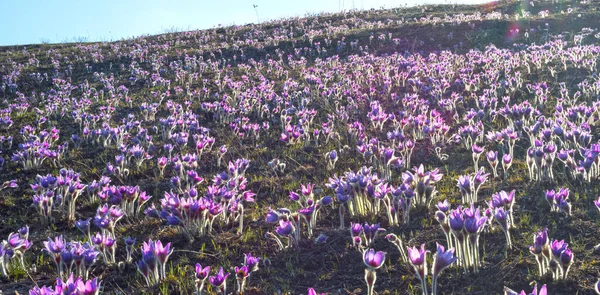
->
[494,208,512,251]
[275,219,295,237]
[504,283,547,295]
[529,228,550,277]
[44,235,66,277]
[502,153,513,179]
[244,253,260,273]
[235,265,250,294]
[363,248,386,269]
[408,244,430,295]
[154,240,173,278]
[29,273,102,295]
[195,263,210,280]
[136,239,173,286]
[363,248,385,295]
[194,263,210,295]
[124,236,136,263]
[487,150,499,178]
[432,243,457,295]
[209,267,230,295]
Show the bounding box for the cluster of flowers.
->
[12,125,67,170]
[145,159,255,242]
[529,228,574,281]
[0,225,31,277]
[264,194,332,251]
[136,239,173,286]
[43,235,100,280]
[29,273,101,295]
[544,187,572,216]
[435,202,487,274]
[31,169,87,224]
[194,253,259,295]
[96,184,152,219]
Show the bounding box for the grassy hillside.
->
[1,0,600,294]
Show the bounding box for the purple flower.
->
[472,144,484,154]
[244,253,260,272]
[363,248,386,269]
[464,209,487,234]
[351,222,364,237]
[195,263,210,280]
[275,220,294,236]
[124,236,136,247]
[436,199,450,212]
[329,150,338,160]
[265,208,279,223]
[141,241,157,270]
[235,265,250,279]
[299,183,314,197]
[457,175,472,194]
[494,208,509,227]
[560,248,573,265]
[320,196,333,206]
[18,225,29,239]
[550,239,568,260]
[8,233,28,249]
[529,228,548,255]
[407,244,429,266]
[505,283,547,295]
[137,260,150,281]
[432,242,457,277]
[75,218,91,235]
[28,286,56,295]
[363,223,384,241]
[7,179,18,188]
[209,267,230,287]
[448,209,465,232]
[154,240,173,264]
[289,191,300,201]
[44,235,65,254]
[473,169,489,187]
[76,277,101,295]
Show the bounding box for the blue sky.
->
[1,0,490,46]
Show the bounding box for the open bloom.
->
[363,248,386,269]
[195,263,210,280]
[407,244,429,267]
[209,267,230,288]
[504,283,547,295]
[235,265,249,279]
